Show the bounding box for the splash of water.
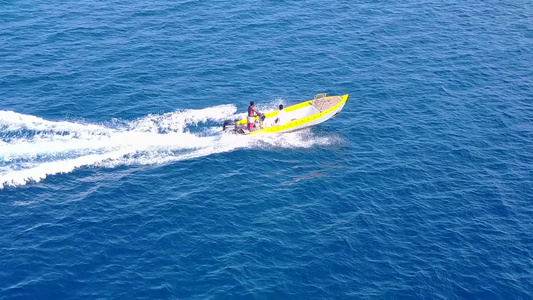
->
[0,105,338,188]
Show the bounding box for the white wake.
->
[0,105,337,188]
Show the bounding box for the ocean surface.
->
[1,0,532,299]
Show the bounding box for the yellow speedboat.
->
[223,94,349,135]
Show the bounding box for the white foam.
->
[0,105,338,188]
[0,149,133,188]
[128,104,238,133]
[0,110,108,133]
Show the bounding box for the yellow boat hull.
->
[233,94,349,135]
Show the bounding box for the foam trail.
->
[0,105,339,188]
[0,149,132,188]
[0,110,109,133]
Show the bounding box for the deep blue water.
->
[1,0,533,299]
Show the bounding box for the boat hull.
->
[227,94,349,135]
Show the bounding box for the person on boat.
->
[275,104,286,126]
[247,101,262,131]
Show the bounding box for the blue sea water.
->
[1,0,532,299]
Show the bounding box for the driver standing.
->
[247,101,262,131]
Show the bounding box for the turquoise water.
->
[1,1,532,299]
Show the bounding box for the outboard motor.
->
[222,120,236,131]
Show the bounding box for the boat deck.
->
[311,96,342,112]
